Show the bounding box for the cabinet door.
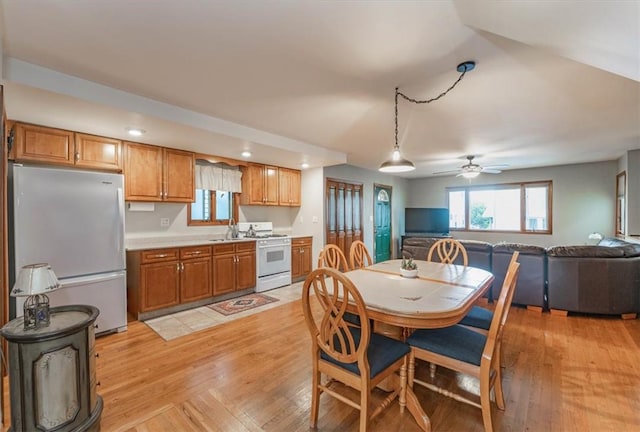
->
[14,123,75,165]
[180,257,212,303]
[124,142,163,201]
[301,242,312,275]
[164,148,195,202]
[140,261,180,312]
[213,254,236,295]
[75,133,122,171]
[264,165,279,205]
[236,252,256,291]
[291,246,303,279]
[279,168,301,206]
[241,163,266,205]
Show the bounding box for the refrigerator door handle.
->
[117,187,125,255]
[60,271,126,288]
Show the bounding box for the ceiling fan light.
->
[461,170,480,179]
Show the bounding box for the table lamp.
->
[11,263,61,330]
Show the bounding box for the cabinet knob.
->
[94,324,99,329]
[97,381,101,387]
[96,353,100,358]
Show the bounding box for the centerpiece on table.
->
[400,257,418,278]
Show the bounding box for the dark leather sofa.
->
[547,238,640,316]
[401,236,640,317]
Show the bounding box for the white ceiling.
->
[1,0,638,177]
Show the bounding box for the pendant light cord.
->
[394,63,471,148]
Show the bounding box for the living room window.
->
[447,181,552,234]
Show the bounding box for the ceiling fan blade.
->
[433,169,461,175]
[483,164,509,169]
[481,168,502,174]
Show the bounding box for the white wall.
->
[407,161,618,247]
[323,164,410,258]
[291,167,325,268]
[125,195,298,238]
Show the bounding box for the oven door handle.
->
[258,244,291,249]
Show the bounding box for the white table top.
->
[344,259,494,328]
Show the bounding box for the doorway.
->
[325,178,363,259]
[374,184,392,263]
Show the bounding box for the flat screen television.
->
[405,208,450,235]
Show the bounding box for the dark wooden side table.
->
[1,305,102,432]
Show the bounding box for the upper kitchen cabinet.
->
[240,163,279,205]
[12,123,123,171]
[74,133,123,171]
[278,168,301,206]
[124,142,194,202]
[163,148,195,202]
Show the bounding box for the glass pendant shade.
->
[460,171,481,179]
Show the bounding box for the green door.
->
[374,185,392,262]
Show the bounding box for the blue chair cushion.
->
[407,325,487,366]
[459,306,493,331]
[343,312,362,326]
[320,327,410,378]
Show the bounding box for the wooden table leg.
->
[405,386,431,432]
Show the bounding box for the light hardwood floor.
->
[6,299,640,431]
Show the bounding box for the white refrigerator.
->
[9,164,127,334]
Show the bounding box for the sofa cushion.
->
[493,242,546,256]
[598,238,640,257]
[546,245,625,258]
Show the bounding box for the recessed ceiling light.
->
[301,163,309,169]
[126,127,146,137]
[241,151,252,158]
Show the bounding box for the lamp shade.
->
[11,263,61,297]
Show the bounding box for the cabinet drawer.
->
[141,248,180,263]
[235,241,256,253]
[292,237,312,246]
[213,243,236,255]
[180,245,211,259]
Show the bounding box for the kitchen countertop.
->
[125,233,313,251]
[125,236,256,251]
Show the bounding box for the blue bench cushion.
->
[320,327,410,378]
[407,325,487,366]
[459,306,493,331]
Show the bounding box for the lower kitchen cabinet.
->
[213,242,256,295]
[127,242,255,320]
[291,236,313,282]
[180,252,213,303]
[127,245,213,319]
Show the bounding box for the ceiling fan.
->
[433,155,508,178]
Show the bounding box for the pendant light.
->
[379,61,476,173]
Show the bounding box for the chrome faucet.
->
[226,218,238,239]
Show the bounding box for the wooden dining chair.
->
[349,240,373,269]
[406,258,520,432]
[427,238,468,266]
[318,244,351,272]
[302,267,411,432]
[459,252,520,334]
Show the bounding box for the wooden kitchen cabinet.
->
[291,236,313,282]
[180,246,213,303]
[240,163,279,205]
[14,123,75,166]
[75,132,123,171]
[278,168,301,206]
[127,245,212,318]
[124,142,194,202]
[212,241,256,295]
[12,123,123,171]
